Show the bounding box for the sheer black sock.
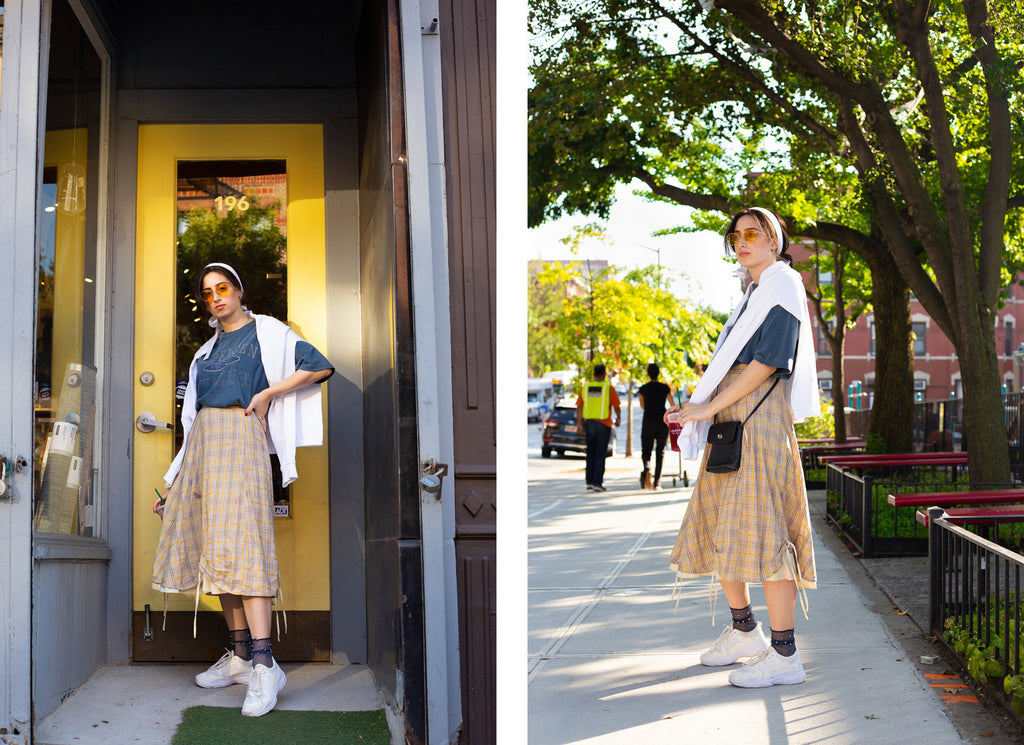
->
[771,628,796,657]
[251,637,274,669]
[730,605,757,632]
[229,628,252,661]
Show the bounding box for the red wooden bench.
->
[915,504,1024,527]
[887,489,1024,509]
[821,452,967,466]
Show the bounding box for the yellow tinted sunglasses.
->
[200,282,233,304]
[725,228,765,248]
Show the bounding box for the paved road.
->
[529,399,692,487]
[526,421,1017,745]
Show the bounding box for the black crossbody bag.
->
[705,378,780,474]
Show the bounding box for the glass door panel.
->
[33,0,103,536]
[174,159,291,503]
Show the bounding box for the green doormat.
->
[171,706,390,745]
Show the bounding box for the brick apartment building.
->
[787,243,1024,406]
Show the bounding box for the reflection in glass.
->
[33,0,102,535]
[174,160,291,505]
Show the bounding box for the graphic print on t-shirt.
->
[196,322,269,409]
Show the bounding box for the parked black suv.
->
[541,403,616,458]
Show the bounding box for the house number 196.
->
[214,195,251,212]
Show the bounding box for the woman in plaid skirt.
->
[666,208,820,688]
[152,262,333,716]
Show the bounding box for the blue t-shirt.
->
[728,286,800,380]
[196,320,334,409]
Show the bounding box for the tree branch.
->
[717,0,954,283]
[962,0,1013,308]
[648,0,841,146]
[893,1,977,317]
[833,97,957,340]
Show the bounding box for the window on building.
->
[912,321,927,356]
[33,0,104,536]
[816,319,832,356]
[1007,320,1014,358]
[870,322,876,356]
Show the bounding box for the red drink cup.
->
[668,411,682,452]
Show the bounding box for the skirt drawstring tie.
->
[785,541,811,620]
[708,569,720,626]
[274,584,288,641]
[193,570,204,638]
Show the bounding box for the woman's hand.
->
[245,390,272,429]
[663,405,680,426]
[153,488,169,519]
[678,401,717,425]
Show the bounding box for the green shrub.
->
[794,397,834,440]
[866,433,887,453]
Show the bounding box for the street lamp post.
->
[635,243,661,269]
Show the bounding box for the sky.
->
[528,182,745,315]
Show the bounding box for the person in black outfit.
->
[638,363,672,489]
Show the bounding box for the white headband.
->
[750,207,783,252]
[203,263,250,328]
[203,262,244,292]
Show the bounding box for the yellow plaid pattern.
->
[152,407,279,597]
[670,366,816,588]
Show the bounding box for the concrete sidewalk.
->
[528,452,1018,745]
[34,662,383,745]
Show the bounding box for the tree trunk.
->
[958,320,1011,485]
[828,333,846,443]
[867,252,913,452]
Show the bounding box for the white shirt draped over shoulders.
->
[163,314,325,488]
[677,261,820,459]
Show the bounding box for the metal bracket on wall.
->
[0,455,27,501]
[419,459,449,499]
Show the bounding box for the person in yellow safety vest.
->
[575,363,621,492]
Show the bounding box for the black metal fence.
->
[845,398,965,452]
[929,510,1024,717]
[824,461,1017,557]
[843,392,1024,459]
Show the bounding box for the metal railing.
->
[929,509,1024,714]
[842,392,1024,456]
[844,398,964,452]
[825,461,1017,556]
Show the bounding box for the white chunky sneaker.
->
[728,647,806,688]
[699,623,770,666]
[241,660,287,717]
[194,651,252,688]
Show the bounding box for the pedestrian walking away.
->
[665,207,821,688]
[638,362,672,490]
[151,262,334,717]
[575,363,620,492]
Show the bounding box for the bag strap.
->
[741,377,780,425]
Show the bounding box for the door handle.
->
[136,412,172,433]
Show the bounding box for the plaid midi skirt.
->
[152,406,279,597]
[669,366,816,589]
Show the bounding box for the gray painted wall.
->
[33,543,111,720]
